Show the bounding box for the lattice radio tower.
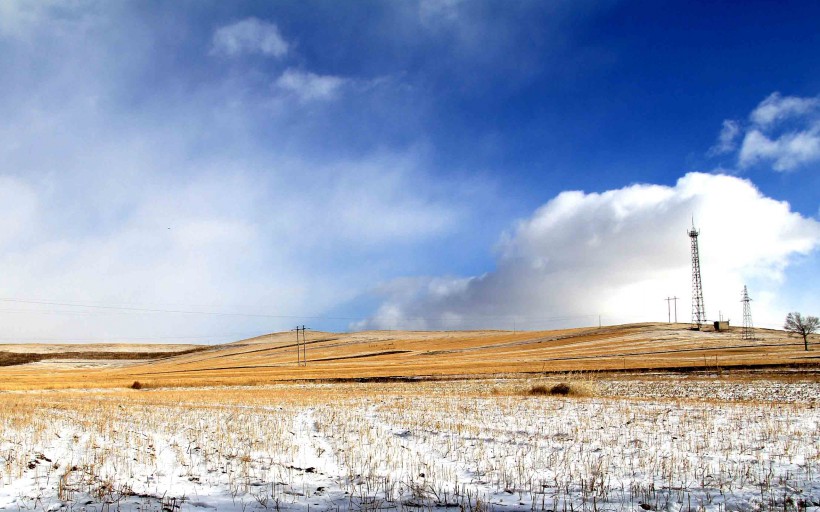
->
[688,222,707,329]
[741,285,754,340]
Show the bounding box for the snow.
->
[1,379,819,511]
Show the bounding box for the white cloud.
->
[260,150,466,249]
[0,5,486,343]
[0,148,469,341]
[275,68,347,102]
[211,18,289,58]
[718,92,820,172]
[708,119,741,156]
[749,92,820,127]
[739,128,820,171]
[359,173,820,331]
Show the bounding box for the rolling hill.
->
[0,323,817,390]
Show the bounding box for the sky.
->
[0,0,819,343]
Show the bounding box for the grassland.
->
[0,323,816,390]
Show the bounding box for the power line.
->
[0,297,613,324]
[0,296,670,336]
[0,330,265,343]
[0,297,358,320]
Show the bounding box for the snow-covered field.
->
[1,378,819,512]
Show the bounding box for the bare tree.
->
[784,312,819,351]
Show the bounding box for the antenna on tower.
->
[741,285,754,340]
[688,220,707,330]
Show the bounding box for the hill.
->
[0,323,817,390]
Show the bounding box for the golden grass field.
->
[1,322,817,390]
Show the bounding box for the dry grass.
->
[0,323,817,390]
[2,379,818,511]
[526,371,599,397]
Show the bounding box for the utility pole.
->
[673,296,678,323]
[664,296,679,323]
[302,325,308,365]
[292,325,310,366]
[293,326,301,366]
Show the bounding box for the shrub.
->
[529,384,550,395]
[527,380,596,397]
[549,382,571,395]
[130,381,142,390]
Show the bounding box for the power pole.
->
[741,286,754,340]
[673,296,678,323]
[292,325,310,366]
[688,222,707,330]
[665,296,679,323]
[301,325,308,365]
[293,326,301,366]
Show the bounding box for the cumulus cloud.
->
[358,173,820,331]
[713,92,820,171]
[211,18,289,58]
[275,68,348,102]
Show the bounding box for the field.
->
[1,324,819,511]
[1,323,817,390]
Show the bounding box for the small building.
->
[714,320,730,331]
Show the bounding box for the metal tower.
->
[688,223,707,329]
[741,285,754,340]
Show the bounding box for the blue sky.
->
[0,1,818,342]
